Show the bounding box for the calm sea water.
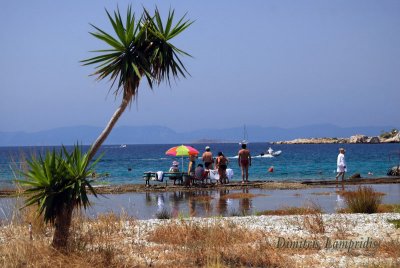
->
[0,143,399,188]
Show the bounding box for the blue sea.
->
[1,143,399,189]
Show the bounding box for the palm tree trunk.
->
[52,203,74,250]
[88,92,132,162]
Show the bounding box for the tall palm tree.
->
[82,6,193,161]
[19,145,100,249]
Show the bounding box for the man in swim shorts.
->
[238,143,251,183]
[216,152,228,184]
[202,146,214,169]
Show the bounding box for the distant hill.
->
[0,124,397,146]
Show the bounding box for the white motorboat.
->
[260,147,282,157]
[238,125,249,145]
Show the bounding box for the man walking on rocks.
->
[336,148,347,182]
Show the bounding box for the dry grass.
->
[282,203,325,235]
[147,220,289,267]
[342,186,384,213]
[256,203,326,235]
[338,203,400,214]
[0,239,90,268]
[0,208,140,268]
[1,208,399,267]
[1,189,399,267]
[302,212,325,234]
[256,205,322,216]
[376,238,400,260]
[377,204,400,213]
[329,215,353,239]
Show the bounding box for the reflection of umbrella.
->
[166,145,199,167]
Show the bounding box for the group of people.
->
[200,144,252,184]
[168,143,252,185]
[169,145,349,184]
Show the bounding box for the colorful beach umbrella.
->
[165,145,199,157]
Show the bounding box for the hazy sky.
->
[1,1,399,133]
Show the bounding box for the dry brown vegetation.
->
[0,209,139,267]
[338,203,400,214]
[342,186,384,213]
[1,202,399,267]
[0,211,292,267]
[377,203,400,213]
[147,220,287,267]
[276,203,326,235]
[256,205,322,216]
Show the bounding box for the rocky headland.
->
[273,133,400,144]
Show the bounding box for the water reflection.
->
[335,182,346,211]
[239,188,252,215]
[216,189,229,216]
[188,192,196,217]
[188,191,213,217]
[93,183,400,219]
[170,191,183,217]
[1,184,399,220]
[156,194,165,213]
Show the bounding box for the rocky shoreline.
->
[2,177,399,196]
[273,133,400,144]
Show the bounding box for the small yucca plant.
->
[18,145,101,249]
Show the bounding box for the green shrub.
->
[342,186,383,213]
[380,128,399,139]
[387,219,400,229]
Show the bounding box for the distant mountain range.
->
[0,124,397,146]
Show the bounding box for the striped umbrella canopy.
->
[166,145,199,156]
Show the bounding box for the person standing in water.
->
[335,148,347,182]
[216,152,228,184]
[188,154,197,176]
[202,146,214,170]
[238,143,251,183]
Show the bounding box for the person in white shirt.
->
[335,148,347,181]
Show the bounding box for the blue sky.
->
[1,1,399,133]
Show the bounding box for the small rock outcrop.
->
[349,173,362,180]
[367,136,380,144]
[387,166,400,176]
[272,131,399,144]
[349,135,368,143]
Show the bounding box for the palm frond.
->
[82,5,192,101]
